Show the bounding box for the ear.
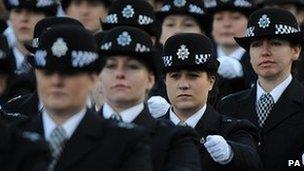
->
[147,72,155,91]
[208,75,216,91]
[291,45,301,61]
[88,74,100,90]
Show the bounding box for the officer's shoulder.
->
[0,106,29,124]
[5,93,32,108]
[220,89,250,102]
[221,115,258,132]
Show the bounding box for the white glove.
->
[204,135,234,164]
[217,55,244,79]
[147,96,170,118]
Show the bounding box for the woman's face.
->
[100,56,155,108]
[160,14,203,44]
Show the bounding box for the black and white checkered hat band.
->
[245,24,301,37]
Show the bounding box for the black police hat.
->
[156,0,211,33]
[61,0,112,10]
[235,8,304,50]
[101,0,160,38]
[25,17,85,53]
[3,0,58,16]
[162,33,219,73]
[97,26,159,77]
[0,35,13,75]
[204,0,255,17]
[28,25,102,74]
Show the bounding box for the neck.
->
[173,104,205,121]
[106,100,142,113]
[16,42,29,56]
[258,73,290,92]
[46,106,85,125]
[219,44,239,56]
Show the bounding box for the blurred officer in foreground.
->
[218,8,304,171]
[4,17,85,117]
[160,33,262,171]
[12,25,152,171]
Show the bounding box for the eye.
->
[270,40,283,46]
[104,62,116,69]
[188,72,200,79]
[164,22,175,27]
[128,63,140,70]
[250,41,262,48]
[169,73,180,79]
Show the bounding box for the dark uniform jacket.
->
[4,92,40,118]
[100,106,202,171]
[218,79,304,171]
[161,105,262,171]
[12,109,153,171]
[0,120,50,171]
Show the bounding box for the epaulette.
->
[117,122,136,129]
[7,95,22,104]
[22,131,42,142]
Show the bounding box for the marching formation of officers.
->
[0,0,304,171]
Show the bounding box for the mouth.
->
[112,84,130,89]
[259,60,276,67]
[177,94,191,98]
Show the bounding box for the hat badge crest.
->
[258,14,271,29]
[117,31,132,46]
[51,38,68,58]
[122,5,135,19]
[173,0,186,7]
[176,45,190,60]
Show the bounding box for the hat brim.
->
[235,32,304,50]
[207,6,256,17]
[156,11,212,33]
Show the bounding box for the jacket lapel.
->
[262,79,304,133]
[133,105,157,134]
[56,110,104,170]
[236,86,259,126]
[194,106,222,139]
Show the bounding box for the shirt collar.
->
[102,102,144,123]
[256,74,292,103]
[42,108,86,141]
[169,104,207,128]
[217,46,246,61]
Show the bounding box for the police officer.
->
[160,33,262,171]
[156,0,210,44]
[97,26,201,171]
[218,8,304,171]
[204,0,257,100]
[61,0,111,33]
[3,0,58,75]
[4,17,85,117]
[12,25,152,171]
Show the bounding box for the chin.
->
[175,102,196,111]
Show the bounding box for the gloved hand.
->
[217,55,244,79]
[147,96,170,118]
[204,135,234,164]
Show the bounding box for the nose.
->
[260,41,272,57]
[178,76,190,90]
[50,73,64,87]
[114,66,126,80]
